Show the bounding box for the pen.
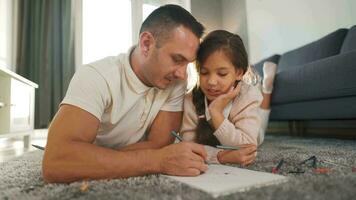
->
[321,159,355,172]
[216,145,239,150]
[171,131,207,165]
[32,144,45,151]
[272,158,284,173]
[170,131,183,142]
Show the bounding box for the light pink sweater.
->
[180,81,263,146]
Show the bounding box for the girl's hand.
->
[208,82,241,115]
[217,144,257,166]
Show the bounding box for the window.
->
[81,0,195,87]
[82,0,132,64]
[81,0,191,65]
[143,1,159,21]
[0,1,8,67]
[0,0,15,69]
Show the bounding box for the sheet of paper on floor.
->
[164,164,288,198]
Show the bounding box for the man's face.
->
[141,26,200,89]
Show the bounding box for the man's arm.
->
[120,111,182,151]
[43,105,207,183]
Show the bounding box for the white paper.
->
[164,164,288,198]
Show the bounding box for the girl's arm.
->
[204,144,257,165]
[217,144,257,165]
[180,91,259,165]
[210,86,263,146]
[180,94,199,141]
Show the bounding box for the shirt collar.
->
[123,46,152,94]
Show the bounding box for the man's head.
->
[140,4,204,47]
[136,4,204,89]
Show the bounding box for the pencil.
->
[216,145,239,150]
[170,131,183,142]
[32,144,45,151]
[272,158,284,173]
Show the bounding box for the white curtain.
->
[0,0,19,71]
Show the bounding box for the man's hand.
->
[217,144,257,166]
[155,142,208,176]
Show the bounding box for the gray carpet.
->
[1,135,356,200]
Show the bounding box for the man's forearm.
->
[119,139,174,151]
[43,142,160,183]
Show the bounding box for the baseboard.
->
[267,121,356,140]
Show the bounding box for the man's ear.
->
[139,31,155,57]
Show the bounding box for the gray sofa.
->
[253,25,356,133]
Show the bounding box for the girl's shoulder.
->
[233,81,263,106]
[183,90,195,108]
[184,89,194,101]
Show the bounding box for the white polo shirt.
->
[61,48,187,149]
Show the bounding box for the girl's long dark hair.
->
[193,30,249,146]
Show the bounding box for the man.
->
[42,4,207,183]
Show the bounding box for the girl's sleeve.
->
[213,87,263,146]
[180,93,198,142]
[180,93,223,164]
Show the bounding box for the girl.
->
[180,30,277,166]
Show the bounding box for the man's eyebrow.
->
[172,54,189,62]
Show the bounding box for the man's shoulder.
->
[80,54,128,85]
[86,55,124,74]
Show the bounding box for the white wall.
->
[246,0,356,63]
[221,0,249,53]
[191,0,222,34]
[192,0,250,60]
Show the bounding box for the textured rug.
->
[1,135,356,200]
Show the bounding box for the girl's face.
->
[199,50,243,102]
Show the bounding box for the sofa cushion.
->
[340,25,356,53]
[252,54,280,77]
[270,96,356,120]
[271,51,356,104]
[277,28,348,72]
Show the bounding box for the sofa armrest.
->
[272,50,356,105]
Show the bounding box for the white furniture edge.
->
[0,130,33,148]
[0,66,38,88]
[0,66,38,149]
[0,130,33,138]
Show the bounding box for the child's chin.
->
[206,95,217,102]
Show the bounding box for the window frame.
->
[76,0,191,68]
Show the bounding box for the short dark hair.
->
[139,4,205,47]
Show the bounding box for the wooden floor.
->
[0,129,47,163]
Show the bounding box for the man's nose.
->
[173,65,187,80]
